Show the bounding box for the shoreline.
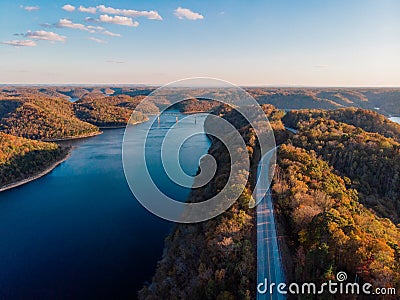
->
[181,110,208,114]
[0,149,72,193]
[99,126,127,129]
[98,117,150,129]
[0,118,148,193]
[43,131,103,142]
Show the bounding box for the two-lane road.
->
[256,148,286,300]
[255,127,297,299]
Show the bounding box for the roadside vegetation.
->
[273,144,400,294]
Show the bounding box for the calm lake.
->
[0,113,210,299]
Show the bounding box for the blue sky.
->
[1,0,399,85]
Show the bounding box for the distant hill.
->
[2,86,400,116]
[248,88,343,110]
[247,87,400,115]
[171,98,220,113]
[73,94,151,127]
[55,87,91,99]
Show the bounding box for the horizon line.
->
[1,83,400,89]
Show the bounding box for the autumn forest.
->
[1,86,400,299]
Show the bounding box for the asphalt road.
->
[256,148,286,300]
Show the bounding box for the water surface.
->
[0,113,210,299]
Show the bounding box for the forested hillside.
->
[274,108,400,297]
[283,110,400,223]
[0,132,69,188]
[171,98,220,113]
[283,107,400,141]
[0,97,99,140]
[273,145,400,293]
[0,93,156,138]
[73,95,151,127]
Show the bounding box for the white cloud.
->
[101,30,121,37]
[89,37,107,44]
[55,19,88,31]
[87,25,104,31]
[2,40,37,47]
[97,5,162,20]
[96,5,119,15]
[20,5,40,11]
[62,4,75,12]
[174,7,204,20]
[315,64,329,69]
[78,5,96,14]
[25,30,66,42]
[99,15,139,27]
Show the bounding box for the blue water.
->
[0,113,210,299]
[389,116,400,124]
